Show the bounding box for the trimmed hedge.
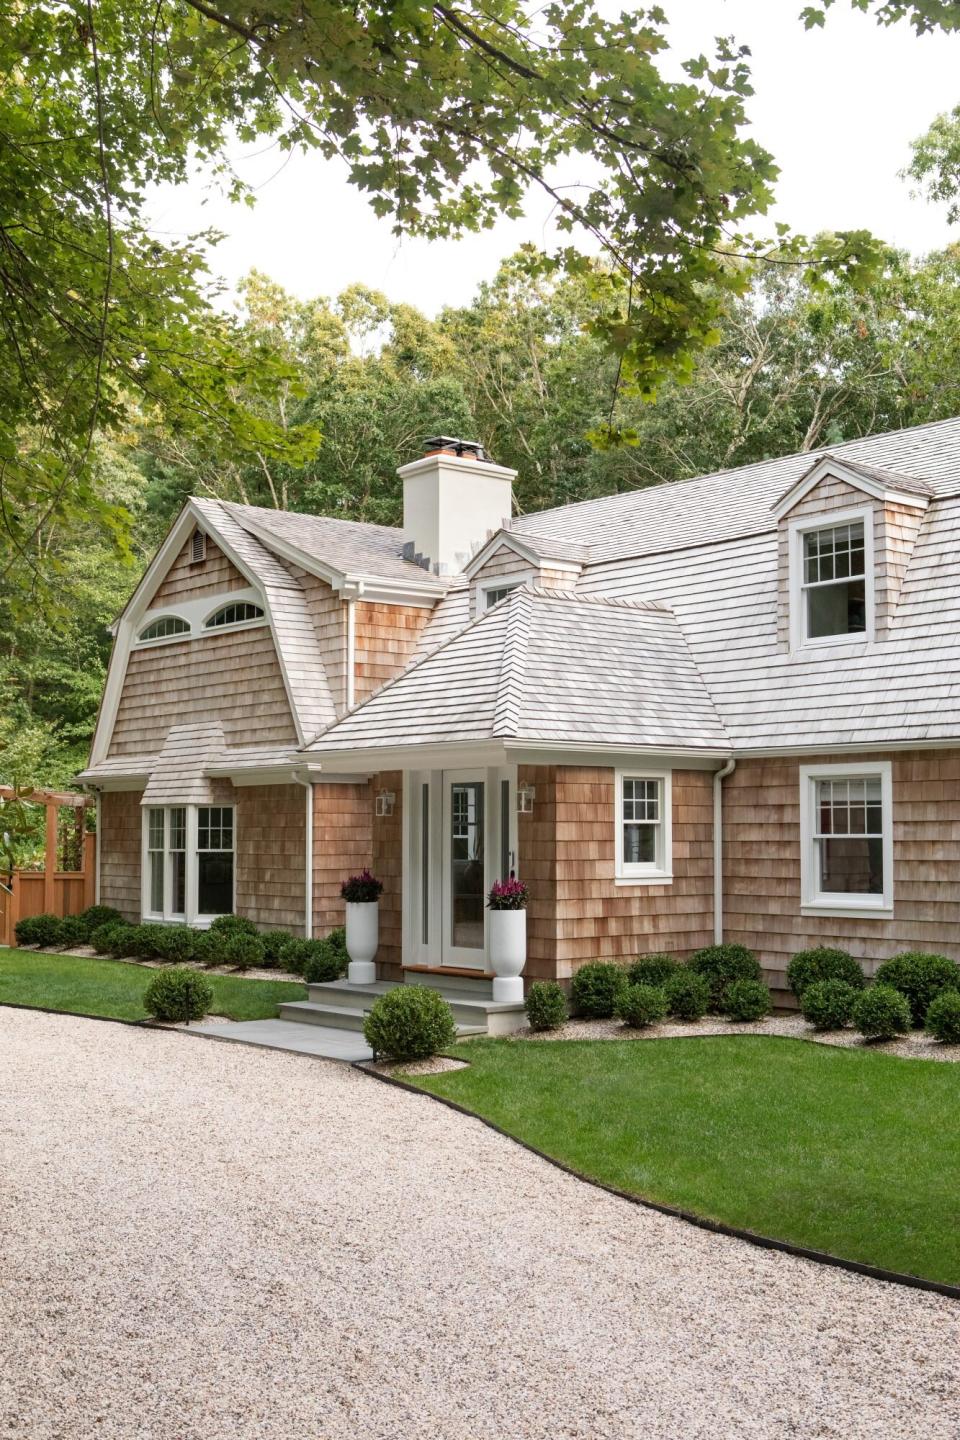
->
[209,914,258,937]
[193,930,228,968]
[723,979,771,1023]
[90,922,125,955]
[853,984,911,1041]
[14,913,62,948]
[105,924,138,958]
[687,944,762,1011]
[525,981,568,1032]
[283,935,349,981]
[570,962,628,1019]
[616,982,668,1028]
[76,904,123,938]
[221,932,265,971]
[54,914,89,948]
[153,926,197,964]
[144,967,213,1024]
[873,952,960,1027]
[664,969,710,1021]
[925,990,960,1045]
[627,953,679,989]
[786,947,865,999]
[800,978,858,1031]
[362,985,456,1061]
[260,930,294,967]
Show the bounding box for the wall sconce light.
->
[375,790,396,817]
[517,783,535,814]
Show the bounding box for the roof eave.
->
[772,456,931,520]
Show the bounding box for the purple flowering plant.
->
[341,869,384,903]
[487,878,529,911]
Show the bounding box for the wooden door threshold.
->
[402,963,496,981]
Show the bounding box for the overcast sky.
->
[147,0,960,315]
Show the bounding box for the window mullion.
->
[185,806,199,925]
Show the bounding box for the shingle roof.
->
[512,414,960,564]
[306,586,728,755]
[218,501,447,590]
[141,723,227,806]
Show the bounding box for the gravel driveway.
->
[1,1009,958,1440]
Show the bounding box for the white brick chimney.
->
[398,437,516,574]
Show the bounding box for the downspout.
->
[294,772,314,940]
[713,758,737,945]
[345,598,356,711]
[94,789,102,906]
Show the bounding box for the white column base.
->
[492,975,524,1004]
[347,960,377,985]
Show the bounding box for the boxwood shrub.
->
[90,921,125,955]
[259,930,294,967]
[925,990,960,1045]
[800,978,858,1031]
[14,912,62,948]
[192,930,228,968]
[153,926,197,964]
[284,935,348,981]
[687,944,762,1011]
[106,923,139,958]
[616,982,668,1028]
[570,962,628,1019]
[144,967,214,1024]
[723,979,771,1022]
[53,914,90,948]
[664,968,710,1021]
[221,932,265,971]
[362,985,456,1060]
[209,914,257,937]
[525,980,568,1032]
[853,984,911,1041]
[76,904,123,938]
[127,923,169,959]
[627,953,679,988]
[786,947,865,999]
[873,952,960,1027]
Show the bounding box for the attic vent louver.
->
[191,529,206,564]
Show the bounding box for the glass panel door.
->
[450,780,485,951]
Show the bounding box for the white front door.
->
[405,766,517,970]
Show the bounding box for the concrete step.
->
[279,1000,370,1032]
[402,966,496,1000]
[290,976,527,1037]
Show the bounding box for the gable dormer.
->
[772,455,931,651]
[464,530,587,616]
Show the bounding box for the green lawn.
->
[0,947,305,1022]
[412,1035,960,1286]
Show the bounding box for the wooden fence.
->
[0,789,96,947]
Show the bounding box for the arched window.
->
[204,601,265,630]
[138,615,190,643]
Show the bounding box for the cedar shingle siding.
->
[148,535,246,606]
[235,784,307,932]
[98,791,142,919]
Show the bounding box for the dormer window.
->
[204,601,264,630]
[788,506,875,650]
[484,584,520,610]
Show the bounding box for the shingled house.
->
[80,420,960,1014]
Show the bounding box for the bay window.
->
[799,762,893,915]
[142,804,234,923]
[615,770,672,883]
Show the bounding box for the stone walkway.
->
[1,1007,958,1440]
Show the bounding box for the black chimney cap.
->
[423,436,489,461]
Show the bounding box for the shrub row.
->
[17,908,348,979]
[564,945,768,1026]
[795,949,960,1042]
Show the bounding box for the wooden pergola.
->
[0,787,96,945]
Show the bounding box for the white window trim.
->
[799,760,893,918]
[132,587,266,649]
[615,769,673,885]
[141,803,236,926]
[788,504,875,653]
[202,600,267,633]
[474,569,531,618]
[135,613,192,648]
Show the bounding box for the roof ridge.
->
[524,584,671,613]
[492,588,532,739]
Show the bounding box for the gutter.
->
[713,758,737,944]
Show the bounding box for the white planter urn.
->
[346,901,379,984]
[489,909,526,1003]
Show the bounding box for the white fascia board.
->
[463,529,583,580]
[732,736,960,757]
[504,741,731,771]
[772,458,930,520]
[305,740,509,773]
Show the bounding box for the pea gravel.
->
[1,1009,958,1440]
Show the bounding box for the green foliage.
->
[525,981,568,1033]
[209,914,258,938]
[153,926,197,965]
[53,915,89,949]
[362,985,457,1061]
[14,913,62,948]
[787,947,865,999]
[873,952,960,1026]
[221,932,265,972]
[616,983,668,1029]
[192,931,229,969]
[722,980,771,1023]
[687,945,762,1012]
[800,979,859,1031]
[627,954,679,988]
[259,930,295,967]
[664,969,711,1022]
[90,922,125,956]
[853,985,912,1041]
[78,905,123,938]
[105,924,138,958]
[144,967,214,1025]
[128,924,169,959]
[570,962,628,1019]
[925,990,960,1045]
[300,936,350,983]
